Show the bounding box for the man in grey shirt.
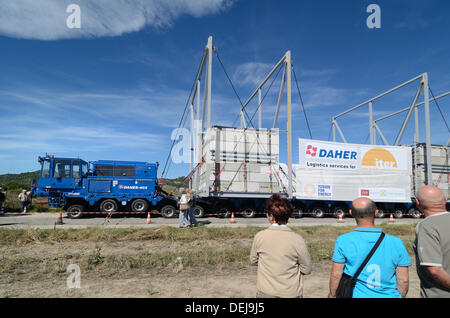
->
[413,185,450,298]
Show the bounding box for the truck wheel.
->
[242,208,256,218]
[131,199,148,213]
[67,204,84,219]
[161,205,177,218]
[100,199,118,213]
[311,207,325,218]
[192,205,205,218]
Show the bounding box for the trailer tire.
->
[311,206,325,218]
[332,206,347,218]
[131,199,148,213]
[216,208,230,218]
[393,208,404,219]
[67,204,84,219]
[161,205,177,218]
[408,207,423,219]
[100,199,118,213]
[192,205,205,218]
[376,208,386,218]
[242,208,256,218]
[293,206,304,218]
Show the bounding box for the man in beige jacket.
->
[250,194,312,298]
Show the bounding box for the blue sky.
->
[0,0,449,177]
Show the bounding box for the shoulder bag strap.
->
[351,232,385,281]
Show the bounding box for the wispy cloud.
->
[233,62,274,87]
[0,0,234,40]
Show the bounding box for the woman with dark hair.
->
[250,194,312,298]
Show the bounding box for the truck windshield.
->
[41,160,50,178]
[53,159,72,178]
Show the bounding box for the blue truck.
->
[33,154,179,218]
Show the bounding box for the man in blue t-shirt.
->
[328,197,411,298]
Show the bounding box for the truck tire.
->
[161,205,177,218]
[242,208,256,218]
[311,206,325,218]
[131,199,148,213]
[100,199,118,213]
[192,205,205,218]
[67,204,84,219]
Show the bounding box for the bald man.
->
[329,197,411,298]
[413,186,450,298]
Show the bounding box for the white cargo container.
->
[412,143,449,198]
[195,126,280,195]
[295,139,413,203]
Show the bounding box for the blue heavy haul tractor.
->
[33,155,178,218]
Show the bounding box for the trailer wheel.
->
[161,205,177,218]
[376,208,386,218]
[216,208,230,218]
[332,206,347,219]
[311,206,325,218]
[293,206,304,218]
[393,208,404,219]
[192,205,205,218]
[100,199,118,213]
[242,208,256,218]
[408,207,423,219]
[67,204,84,219]
[131,199,148,213]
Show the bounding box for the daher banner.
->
[296,139,413,202]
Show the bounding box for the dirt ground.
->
[0,239,421,298]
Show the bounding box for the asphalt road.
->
[0,212,421,229]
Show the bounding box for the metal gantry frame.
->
[331,72,449,185]
[188,36,295,198]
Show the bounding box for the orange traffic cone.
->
[22,206,27,214]
[56,211,64,225]
[338,213,343,223]
[389,213,395,223]
[146,212,152,224]
[230,212,236,224]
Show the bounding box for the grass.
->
[0,224,417,277]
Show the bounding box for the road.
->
[0,212,421,229]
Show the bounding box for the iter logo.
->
[306,145,318,157]
[362,148,397,169]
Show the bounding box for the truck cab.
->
[37,155,89,191]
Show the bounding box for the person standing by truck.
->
[0,187,5,214]
[186,189,199,227]
[177,188,191,228]
[18,189,27,212]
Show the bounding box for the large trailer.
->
[176,36,449,220]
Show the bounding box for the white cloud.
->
[0,0,233,40]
